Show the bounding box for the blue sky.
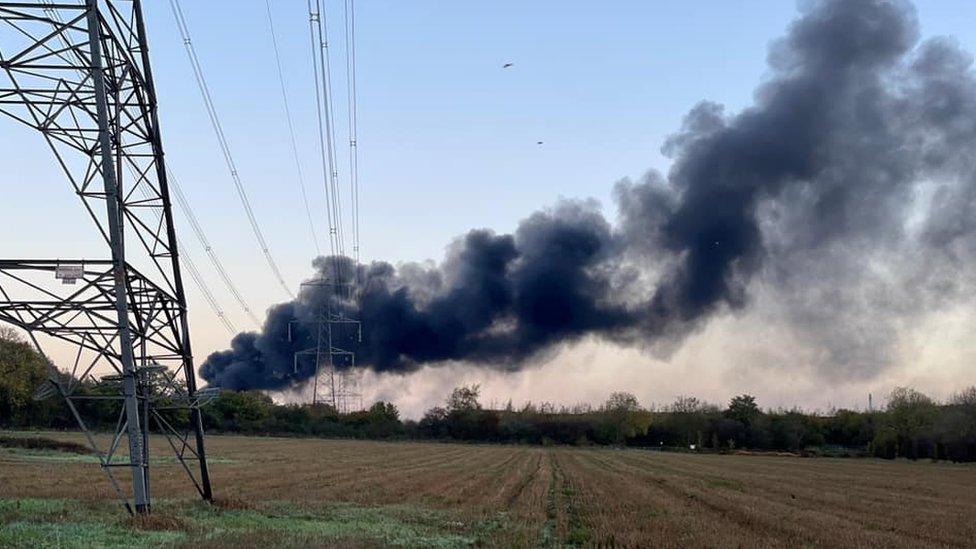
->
[4,0,976,371]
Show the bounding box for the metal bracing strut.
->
[0,0,212,513]
[289,278,362,411]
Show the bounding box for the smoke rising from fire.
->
[202,0,976,390]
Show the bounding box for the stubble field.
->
[1,432,974,547]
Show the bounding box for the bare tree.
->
[0,325,22,343]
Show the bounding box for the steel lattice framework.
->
[0,0,212,513]
[289,278,362,412]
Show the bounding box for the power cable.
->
[343,0,361,265]
[169,0,295,298]
[41,2,240,334]
[307,0,346,265]
[180,246,238,335]
[264,0,322,257]
[168,170,262,327]
[129,168,239,336]
[318,0,347,259]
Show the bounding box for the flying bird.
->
[503,62,514,68]
[537,141,543,145]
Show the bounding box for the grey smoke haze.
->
[201,0,976,391]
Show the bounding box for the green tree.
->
[0,329,48,426]
[418,406,449,438]
[367,401,400,422]
[877,387,939,459]
[824,409,876,448]
[440,385,500,440]
[598,392,651,444]
[605,392,640,412]
[207,390,273,432]
[447,384,481,412]
[361,401,401,433]
[939,386,976,461]
[663,396,717,448]
[725,394,761,426]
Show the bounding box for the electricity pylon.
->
[0,0,212,514]
[290,278,363,411]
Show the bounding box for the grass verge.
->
[0,498,502,548]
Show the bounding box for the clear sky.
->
[3,1,976,415]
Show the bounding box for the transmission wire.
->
[264,0,321,257]
[180,245,238,335]
[307,0,337,261]
[130,170,238,335]
[344,0,361,266]
[42,2,240,334]
[319,2,346,259]
[168,170,262,327]
[318,0,347,259]
[169,0,295,298]
[308,0,346,266]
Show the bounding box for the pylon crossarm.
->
[0,261,187,383]
[1,2,183,293]
[0,0,212,513]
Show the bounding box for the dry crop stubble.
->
[553,449,976,547]
[2,432,976,547]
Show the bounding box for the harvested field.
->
[1,431,974,547]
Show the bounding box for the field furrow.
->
[2,432,975,547]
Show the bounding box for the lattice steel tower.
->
[0,0,212,513]
[290,278,363,412]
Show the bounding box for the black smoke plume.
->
[202,0,976,390]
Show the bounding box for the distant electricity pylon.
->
[289,278,363,412]
[0,0,213,514]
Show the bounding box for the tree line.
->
[2,328,975,461]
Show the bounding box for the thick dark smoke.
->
[202,0,976,390]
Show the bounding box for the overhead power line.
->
[40,3,241,336]
[169,0,295,299]
[308,0,346,264]
[180,246,238,335]
[344,0,361,265]
[129,168,239,336]
[168,170,262,327]
[264,0,322,257]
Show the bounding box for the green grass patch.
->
[0,498,74,515]
[0,447,237,465]
[0,498,499,548]
[1,521,184,549]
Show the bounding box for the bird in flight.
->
[503,62,514,68]
[537,141,544,145]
